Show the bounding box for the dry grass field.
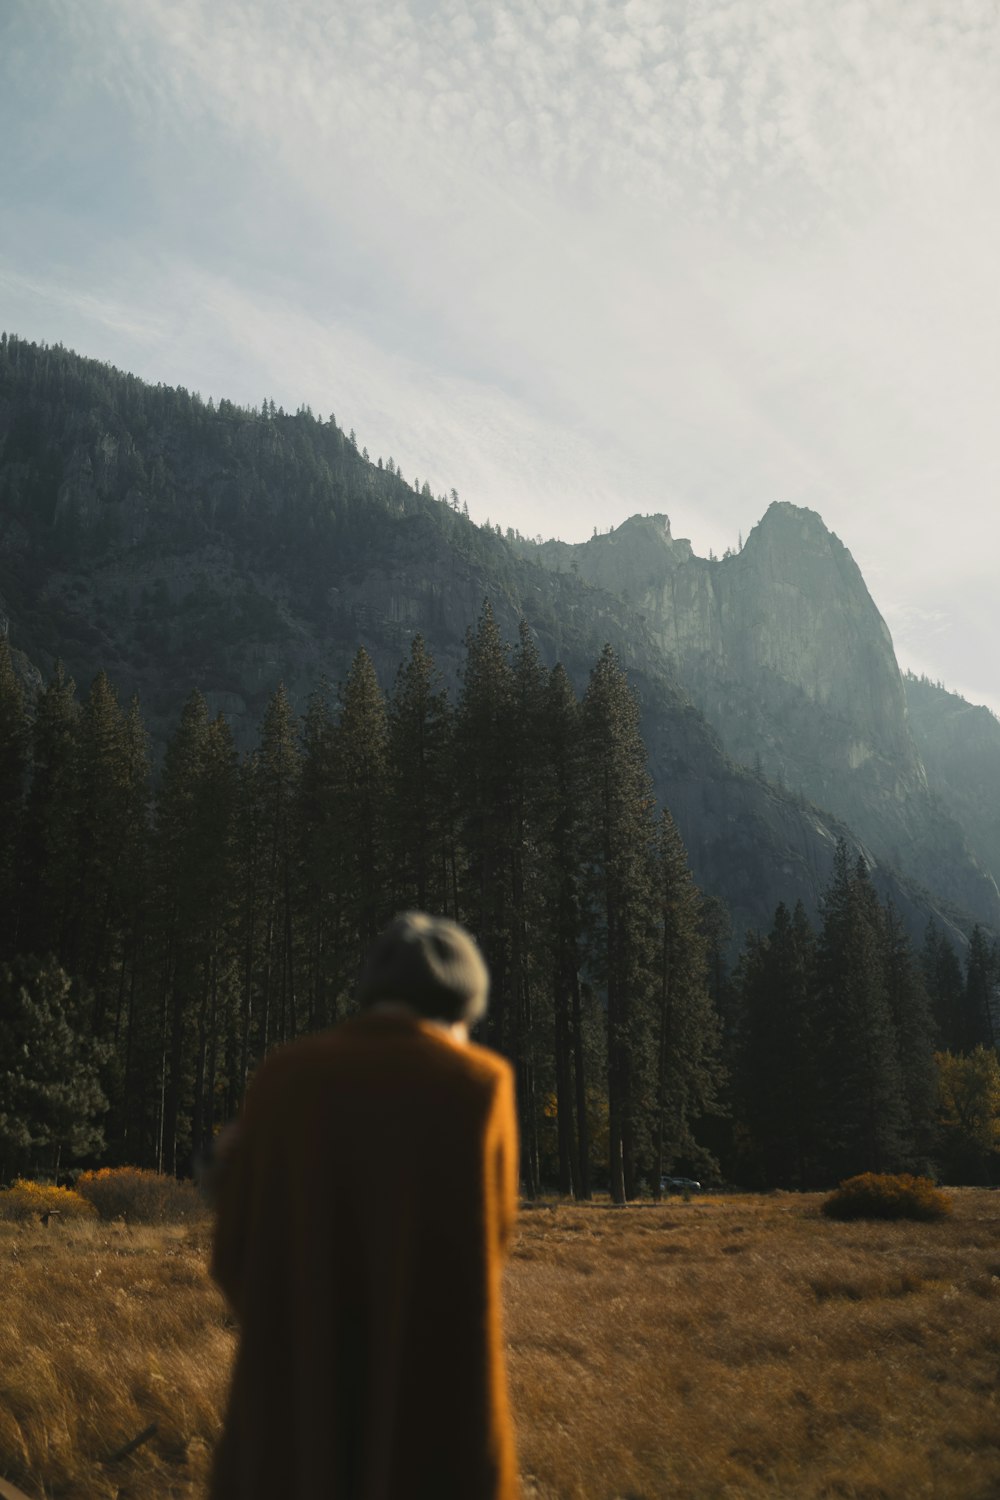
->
[1,1191,999,1498]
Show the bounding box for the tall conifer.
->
[334,649,389,969]
[113,696,152,1157]
[736,901,819,1187]
[252,684,302,1050]
[0,635,27,956]
[189,715,240,1162]
[509,622,550,1196]
[541,664,588,1196]
[651,807,723,1192]
[581,645,656,1203]
[814,844,908,1178]
[963,926,997,1052]
[296,680,339,1029]
[153,690,211,1174]
[69,673,134,1005]
[454,602,517,1054]
[19,663,79,960]
[386,636,454,915]
[922,920,966,1052]
[881,902,937,1170]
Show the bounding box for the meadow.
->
[1,1190,999,1498]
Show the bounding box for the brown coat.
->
[210,1013,520,1500]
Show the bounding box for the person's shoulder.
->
[457,1038,515,1091]
[243,1024,353,1101]
[246,1022,512,1105]
[418,1037,513,1125]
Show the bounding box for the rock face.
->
[542,505,915,777]
[905,675,1000,898]
[0,334,995,947]
[535,505,1000,929]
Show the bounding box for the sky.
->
[2,0,998,710]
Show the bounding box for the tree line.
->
[1,611,997,1193]
[731,860,998,1188]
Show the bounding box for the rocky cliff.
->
[535,507,1000,929]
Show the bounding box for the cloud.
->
[3,0,1000,705]
[0,264,171,345]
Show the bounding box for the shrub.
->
[822,1173,952,1222]
[76,1166,206,1224]
[0,1178,97,1223]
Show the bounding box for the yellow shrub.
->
[76,1166,205,1224]
[0,1178,97,1223]
[822,1172,952,1222]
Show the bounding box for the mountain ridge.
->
[0,332,994,949]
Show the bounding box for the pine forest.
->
[1,611,997,1198]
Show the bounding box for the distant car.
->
[660,1176,702,1193]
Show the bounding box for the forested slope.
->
[0,333,981,949]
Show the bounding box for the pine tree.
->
[699,894,734,1024]
[386,636,454,915]
[651,807,723,1193]
[251,684,302,1051]
[152,691,210,1173]
[454,602,517,1055]
[581,645,656,1203]
[963,926,997,1052]
[66,673,140,1008]
[148,696,244,1171]
[736,901,820,1187]
[881,902,938,1171]
[19,663,80,960]
[507,622,550,1196]
[922,920,966,1052]
[188,715,240,1163]
[235,750,264,1087]
[112,696,153,1158]
[0,635,27,957]
[814,844,908,1179]
[540,664,588,1197]
[333,649,389,969]
[296,679,340,1031]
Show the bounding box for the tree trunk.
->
[571,971,591,1200]
[554,966,576,1197]
[653,931,671,1202]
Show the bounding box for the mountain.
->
[532,509,1000,930]
[0,332,994,948]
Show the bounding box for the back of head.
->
[358,912,490,1027]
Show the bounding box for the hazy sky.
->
[2,0,998,709]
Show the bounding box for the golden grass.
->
[508,1192,1000,1499]
[2,1192,1000,1498]
[0,1217,228,1499]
